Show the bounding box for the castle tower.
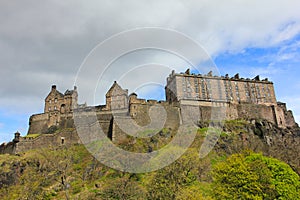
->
[44,85,64,113]
[44,85,78,127]
[105,81,129,110]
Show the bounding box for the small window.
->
[48,107,51,111]
[54,98,58,103]
[54,106,57,110]
[61,137,65,145]
[49,100,52,104]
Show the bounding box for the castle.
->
[0,69,297,154]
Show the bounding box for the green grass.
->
[24,133,41,138]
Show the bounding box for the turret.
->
[13,131,20,143]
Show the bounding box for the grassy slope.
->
[0,119,299,199]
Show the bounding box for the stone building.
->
[28,85,78,134]
[105,81,129,111]
[0,69,297,154]
[165,69,294,128]
[166,69,276,105]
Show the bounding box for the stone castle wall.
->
[0,129,80,154]
[1,70,298,154]
[15,129,80,154]
[113,99,180,142]
[28,113,75,134]
[0,142,16,154]
[28,113,49,134]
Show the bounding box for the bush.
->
[212,152,300,200]
[44,125,58,134]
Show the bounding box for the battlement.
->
[167,69,272,84]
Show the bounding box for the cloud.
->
[0,0,300,142]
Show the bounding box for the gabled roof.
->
[64,86,77,96]
[64,89,75,95]
[45,86,64,100]
[106,81,128,97]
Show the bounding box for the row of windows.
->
[48,106,57,111]
[49,98,58,104]
[181,77,274,103]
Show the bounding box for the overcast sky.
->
[1,0,300,143]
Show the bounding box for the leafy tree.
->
[246,153,300,199]
[212,152,300,200]
[175,183,213,200]
[99,173,146,200]
[147,148,202,199]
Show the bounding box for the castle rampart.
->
[0,70,297,154]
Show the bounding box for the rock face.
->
[0,155,26,188]
[214,119,300,174]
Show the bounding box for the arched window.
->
[60,104,66,114]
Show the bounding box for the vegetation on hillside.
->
[0,119,300,199]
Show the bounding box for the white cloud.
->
[0,0,300,142]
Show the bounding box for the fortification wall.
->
[273,105,286,128]
[28,113,76,135]
[285,110,297,127]
[28,113,49,134]
[113,101,180,142]
[96,113,114,139]
[276,103,297,128]
[177,100,296,129]
[235,103,276,123]
[15,129,80,154]
[0,142,16,154]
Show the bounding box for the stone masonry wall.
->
[15,129,80,154]
[28,113,49,134]
[113,101,180,142]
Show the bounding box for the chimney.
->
[185,68,190,75]
[234,73,240,79]
[253,75,260,81]
[74,86,77,91]
[207,71,213,77]
[52,85,57,90]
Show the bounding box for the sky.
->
[1,0,300,143]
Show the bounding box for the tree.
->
[175,184,213,200]
[147,148,202,199]
[211,152,300,200]
[99,173,146,200]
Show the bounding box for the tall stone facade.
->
[166,69,276,105]
[28,85,78,134]
[0,70,298,154]
[105,81,129,111]
[165,69,295,128]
